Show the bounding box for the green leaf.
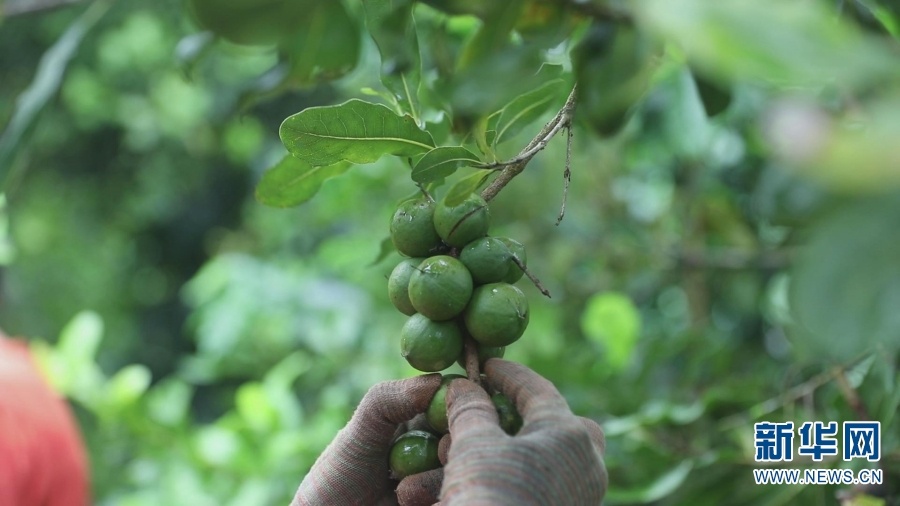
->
[363,0,421,117]
[870,4,900,38]
[636,0,900,89]
[580,292,641,370]
[59,310,104,365]
[237,382,278,432]
[492,77,567,146]
[280,1,360,84]
[472,115,493,158]
[789,194,900,362]
[459,1,526,68]
[574,22,660,136]
[279,99,435,167]
[661,67,712,160]
[441,2,561,115]
[412,146,481,184]
[443,43,551,115]
[35,311,107,403]
[146,379,192,426]
[195,426,241,466]
[106,364,151,408]
[444,171,492,206]
[255,155,351,208]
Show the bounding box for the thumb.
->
[445,379,505,441]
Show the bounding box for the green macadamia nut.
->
[390,198,444,257]
[389,429,441,479]
[459,236,513,285]
[492,392,523,435]
[433,193,491,247]
[408,255,473,321]
[497,237,526,283]
[388,257,425,316]
[425,374,466,434]
[463,283,529,347]
[400,314,464,372]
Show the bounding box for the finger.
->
[577,416,606,455]
[437,434,451,466]
[484,359,571,428]
[397,468,443,506]
[445,378,505,441]
[352,374,443,439]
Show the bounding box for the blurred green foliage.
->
[1,0,899,505]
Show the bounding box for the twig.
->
[416,183,435,202]
[479,87,578,202]
[511,256,551,298]
[556,125,573,225]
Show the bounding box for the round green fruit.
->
[187,0,304,46]
[492,393,523,435]
[400,314,464,372]
[498,237,526,283]
[425,374,465,434]
[456,344,505,369]
[390,198,444,257]
[388,258,425,316]
[463,283,529,347]
[389,429,441,479]
[408,256,473,321]
[459,236,512,285]
[433,193,491,248]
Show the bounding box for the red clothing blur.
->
[0,337,90,506]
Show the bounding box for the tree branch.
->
[479,87,578,202]
[556,125,573,225]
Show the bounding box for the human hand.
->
[438,359,607,505]
[290,374,444,506]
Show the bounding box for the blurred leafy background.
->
[0,0,898,505]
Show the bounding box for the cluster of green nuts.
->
[386,192,526,479]
[388,193,529,372]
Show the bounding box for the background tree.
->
[0,0,898,504]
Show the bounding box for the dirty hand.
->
[290,374,443,506]
[439,359,607,506]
